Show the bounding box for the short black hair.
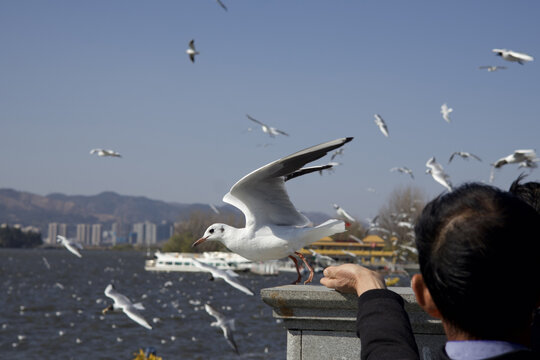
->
[509,173,540,214]
[415,183,540,339]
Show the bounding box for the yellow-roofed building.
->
[299,235,396,266]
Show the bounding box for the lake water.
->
[0,249,292,359]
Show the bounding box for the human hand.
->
[320,264,386,297]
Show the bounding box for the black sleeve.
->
[357,289,420,360]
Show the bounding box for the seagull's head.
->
[193,224,228,247]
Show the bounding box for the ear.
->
[411,274,442,319]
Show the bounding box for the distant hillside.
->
[0,189,332,235]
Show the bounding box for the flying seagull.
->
[90,149,121,158]
[204,304,239,354]
[56,235,83,258]
[490,149,537,183]
[216,0,227,11]
[193,137,352,285]
[191,258,254,296]
[479,65,507,72]
[425,157,453,192]
[102,284,152,330]
[330,148,344,161]
[492,49,534,65]
[308,249,336,266]
[186,39,200,63]
[246,114,289,137]
[448,151,482,163]
[390,167,414,179]
[333,204,357,224]
[441,103,453,123]
[374,114,389,137]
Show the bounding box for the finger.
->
[323,266,336,278]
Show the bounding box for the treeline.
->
[0,226,42,248]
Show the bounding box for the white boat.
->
[144,251,252,272]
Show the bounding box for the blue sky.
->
[1,1,539,221]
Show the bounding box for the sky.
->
[1,1,539,222]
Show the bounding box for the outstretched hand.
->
[320,264,386,297]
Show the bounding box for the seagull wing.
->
[216,0,228,11]
[222,323,239,354]
[284,164,333,182]
[469,153,482,161]
[273,128,289,136]
[374,114,389,137]
[104,284,132,307]
[448,152,457,163]
[123,305,152,330]
[221,274,254,296]
[193,259,254,295]
[64,243,82,258]
[189,39,196,50]
[246,114,266,127]
[508,50,534,62]
[223,137,353,228]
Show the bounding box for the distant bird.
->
[308,249,336,266]
[440,103,453,123]
[397,221,414,230]
[333,204,357,224]
[492,149,537,169]
[349,234,365,244]
[342,250,357,258]
[204,304,239,354]
[330,148,344,161]
[448,151,482,163]
[191,258,254,296]
[246,114,289,137]
[56,235,83,258]
[374,114,389,137]
[216,0,227,11]
[90,149,121,158]
[102,284,152,330]
[492,49,534,64]
[479,65,507,72]
[390,167,414,179]
[425,157,453,192]
[193,137,352,285]
[209,204,220,214]
[186,39,199,63]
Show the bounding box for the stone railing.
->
[261,285,445,360]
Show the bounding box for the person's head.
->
[509,173,540,214]
[412,183,540,341]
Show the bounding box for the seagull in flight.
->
[204,304,239,354]
[390,167,414,179]
[441,103,453,123]
[90,149,121,158]
[308,249,336,266]
[492,149,537,169]
[186,39,199,63]
[479,65,507,72]
[246,114,289,137]
[56,235,83,258]
[191,258,254,296]
[425,157,453,192]
[102,284,152,330]
[331,148,344,161]
[374,114,389,137]
[333,204,357,224]
[216,0,227,11]
[492,49,534,65]
[448,151,482,163]
[193,137,352,285]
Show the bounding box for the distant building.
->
[157,221,173,242]
[91,224,102,246]
[76,224,92,245]
[47,223,67,245]
[133,221,157,246]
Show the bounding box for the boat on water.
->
[144,251,253,272]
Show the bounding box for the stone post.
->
[261,285,445,360]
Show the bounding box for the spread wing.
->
[123,305,152,329]
[223,137,353,228]
[246,114,266,127]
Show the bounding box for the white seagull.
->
[448,151,482,163]
[330,148,344,161]
[193,137,352,284]
[374,114,389,137]
[204,304,239,354]
[246,114,289,138]
[186,39,199,63]
[390,167,414,179]
[333,204,357,224]
[308,249,336,266]
[191,258,254,296]
[102,284,152,330]
[492,49,534,64]
[425,157,453,192]
[492,149,537,169]
[479,65,507,72]
[441,103,453,123]
[56,235,83,258]
[90,149,121,158]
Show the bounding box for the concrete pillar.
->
[261,285,445,360]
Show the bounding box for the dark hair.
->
[509,173,540,214]
[415,183,540,339]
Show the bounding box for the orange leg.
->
[288,255,302,284]
[295,251,314,284]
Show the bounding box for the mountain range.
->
[0,188,331,236]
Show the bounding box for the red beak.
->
[192,236,209,248]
